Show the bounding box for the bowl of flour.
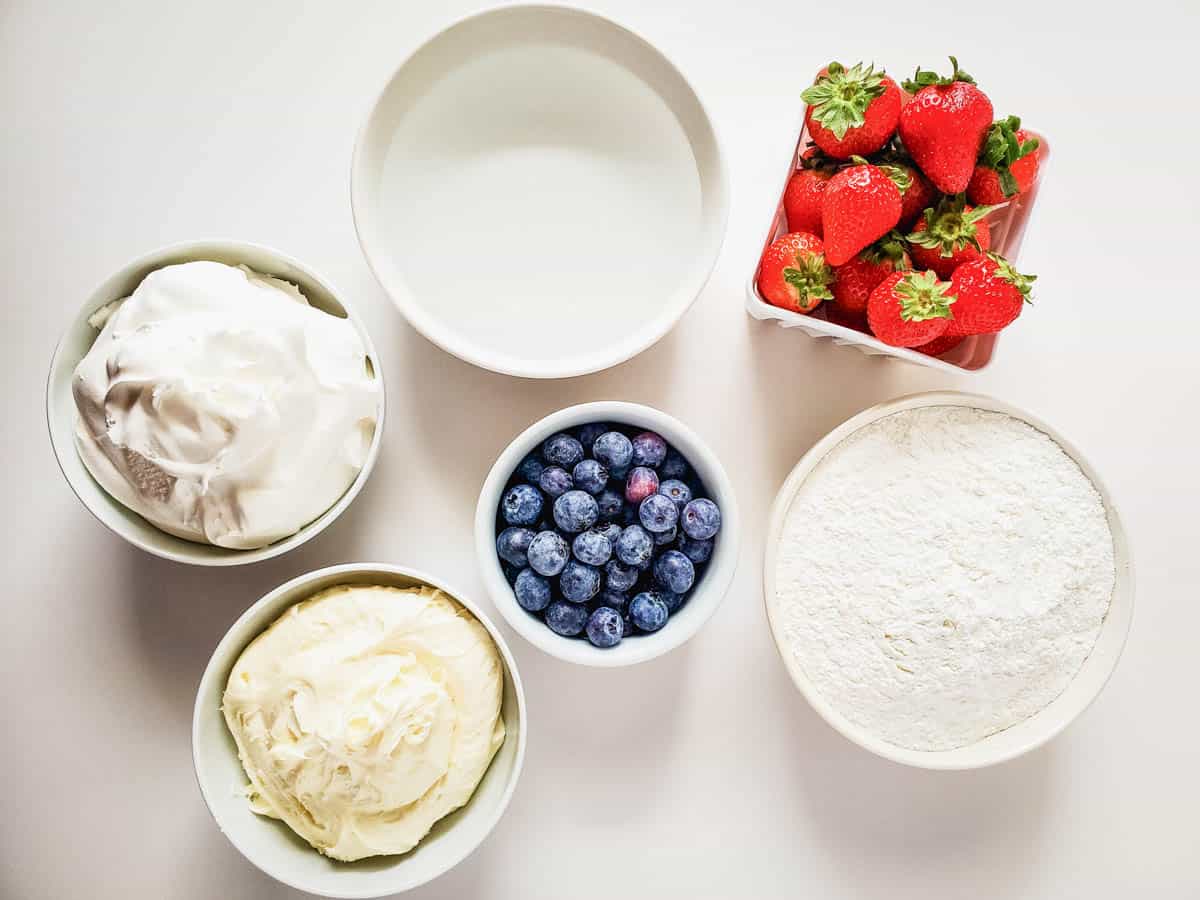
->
[764,391,1133,769]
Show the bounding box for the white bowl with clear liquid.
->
[351,5,729,378]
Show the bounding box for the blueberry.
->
[625,466,659,504]
[560,560,601,603]
[592,431,633,475]
[577,422,609,450]
[572,459,609,495]
[661,590,686,613]
[631,431,667,468]
[630,591,669,632]
[514,568,552,612]
[596,589,628,611]
[542,433,584,468]
[545,600,588,636]
[605,559,640,592]
[539,466,574,498]
[527,530,569,576]
[593,522,622,545]
[572,530,612,566]
[585,606,624,648]
[596,488,624,520]
[622,614,634,637]
[518,454,545,485]
[653,550,695,593]
[502,484,543,526]
[614,525,654,567]
[658,479,692,510]
[639,493,678,533]
[653,525,677,546]
[553,490,599,533]
[677,535,714,564]
[496,527,535,567]
[681,498,722,540]
[661,449,689,480]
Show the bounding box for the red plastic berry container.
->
[746,107,1050,373]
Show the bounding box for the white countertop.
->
[4,1,1198,897]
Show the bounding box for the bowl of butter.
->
[192,563,527,897]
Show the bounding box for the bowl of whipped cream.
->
[192,562,526,898]
[764,391,1134,769]
[47,240,384,565]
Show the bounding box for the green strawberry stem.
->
[783,252,835,303]
[907,195,1003,257]
[801,61,888,140]
[864,231,910,267]
[986,252,1037,302]
[980,116,1040,197]
[902,55,975,92]
[896,271,955,322]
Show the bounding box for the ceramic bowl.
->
[763,391,1134,769]
[476,401,740,666]
[192,563,527,898]
[351,5,728,378]
[46,239,385,565]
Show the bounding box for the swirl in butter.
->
[222,584,506,861]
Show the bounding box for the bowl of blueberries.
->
[475,401,739,666]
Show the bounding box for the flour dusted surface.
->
[774,406,1115,751]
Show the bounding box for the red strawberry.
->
[831,232,910,321]
[821,159,906,266]
[914,333,966,357]
[968,117,1041,204]
[907,196,1000,278]
[802,62,903,159]
[758,231,835,314]
[783,168,832,235]
[899,57,994,194]
[895,162,936,228]
[867,270,956,347]
[946,253,1034,336]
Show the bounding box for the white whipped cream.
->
[72,261,379,549]
[222,584,507,862]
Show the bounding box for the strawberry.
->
[914,333,966,357]
[830,232,910,321]
[894,162,936,228]
[758,231,835,314]
[783,167,832,235]
[821,158,906,266]
[867,270,956,347]
[968,116,1041,204]
[802,62,903,159]
[899,57,994,194]
[907,195,1000,278]
[946,253,1034,336]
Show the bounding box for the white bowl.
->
[46,239,385,566]
[763,391,1134,769]
[192,563,527,898]
[475,401,740,667]
[351,5,729,379]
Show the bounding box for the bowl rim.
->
[762,390,1134,770]
[45,238,387,566]
[349,3,730,379]
[475,400,740,667]
[190,561,528,898]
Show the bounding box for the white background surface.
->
[3,1,1198,897]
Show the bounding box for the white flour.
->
[774,406,1115,751]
